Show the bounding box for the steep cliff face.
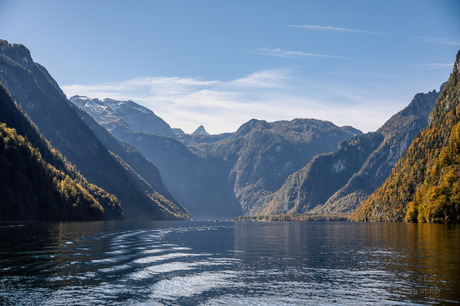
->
[0,40,190,220]
[259,87,440,216]
[353,51,460,223]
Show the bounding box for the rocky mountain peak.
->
[192,125,210,136]
[70,96,174,137]
[0,40,33,68]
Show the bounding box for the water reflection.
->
[233,221,460,303]
[0,221,459,304]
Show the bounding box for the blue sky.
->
[1,0,459,134]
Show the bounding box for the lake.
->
[0,221,459,305]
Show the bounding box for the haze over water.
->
[0,221,459,305]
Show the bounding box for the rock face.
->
[258,87,441,215]
[0,84,124,221]
[0,39,191,220]
[354,51,460,223]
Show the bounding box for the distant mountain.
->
[259,87,440,216]
[70,96,239,219]
[69,95,190,219]
[73,107,191,220]
[353,51,460,223]
[341,126,363,135]
[75,97,361,218]
[0,39,190,220]
[70,96,175,137]
[0,84,123,221]
[70,96,232,144]
[198,119,361,214]
[99,123,242,220]
[192,125,210,136]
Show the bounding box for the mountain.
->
[0,84,123,221]
[199,119,361,215]
[99,123,242,220]
[69,97,189,219]
[70,96,175,137]
[353,51,460,223]
[0,39,190,220]
[70,96,232,144]
[70,96,239,219]
[258,86,440,216]
[73,107,191,220]
[192,125,210,136]
[73,96,361,219]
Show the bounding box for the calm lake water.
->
[0,221,459,305]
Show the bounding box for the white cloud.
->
[62,69,405,135]
[290,24,460,46]
[252,48,348,59]
[417,36,460,46]
[288,24,370,33]
[420,62,454,69]
[229,69,292,88]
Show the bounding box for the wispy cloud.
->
[290,24,460,46]
[252,48,348,59]
[62,70,407,135]
[288,24,372,34]
[420,62,454,69]
[416,36,460,46]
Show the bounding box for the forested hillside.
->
[354,51,460,223]
[0,84,123,221]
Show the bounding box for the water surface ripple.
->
[0,221,459,305]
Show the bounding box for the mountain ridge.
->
[72,96,361,218]
[353,51,460,223]
[71,95,175,137]
[0,39,190,220]
[257,85,441,216]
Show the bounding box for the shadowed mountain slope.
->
[0,39,190,220]
[0,84,124,221]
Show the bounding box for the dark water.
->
[0,221,459,305]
